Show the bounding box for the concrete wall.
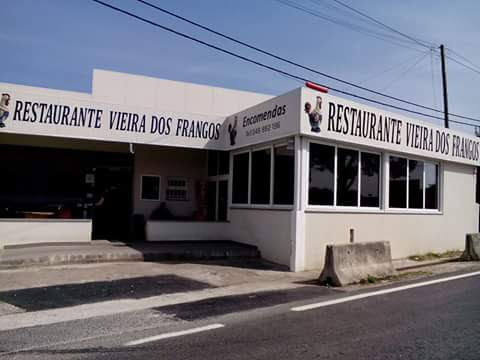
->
[146,221,229,241]
[92,69,272,116]
[228,209,292,266]
[0,219,91,249]
[133,144,208,220]
[303,162,479,270]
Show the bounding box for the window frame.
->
[307,139,382,211]
[165,176,189,202]
[140,174,161,201]
[230,140,295,210]
[385,153,441,213]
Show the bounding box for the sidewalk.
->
[0,245,478,331]
[0,240,261,269]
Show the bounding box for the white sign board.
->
[225,88,301,149]
[300,87,480,167]
[0,85,226,150]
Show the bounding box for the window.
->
[166,177,188,201]
[389,156,407,208]
[141,175,161,201]
[207,151,218,177]
[361,152,380,207]
[251,149,271,204]
[388,156,439,210]
[232,152,249,204]
[208,150,230,176]
[273,146,294,205]
[231,142,295,207]
[218,151,230,175]
[337,148,359,206]
[425,163,439,209]
[309,143,335,205]
[408,160,423,209]
[308,143,380,208]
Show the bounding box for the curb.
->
[395,257,460,271]
[0,251,261,270]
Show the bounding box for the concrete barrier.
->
[319,241,396,286]
[460,233,480,261]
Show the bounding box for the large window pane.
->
[232,153,249,204]
[208,151,218,177]
[409,160,424,209]
[425,163,439,209]
[337,148,359,206]
[389,156,407,208]
[309,143,334,205]
[218,152,230,175]
[251,149,271,204]
[273,146,294,205]
[361,152,380,207]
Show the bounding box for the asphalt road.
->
[1,270,479,360]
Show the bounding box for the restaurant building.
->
[0,69,478,271]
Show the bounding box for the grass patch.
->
[358,271,433,285]
[407,250,462,262]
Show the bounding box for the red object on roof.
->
[305,82,329,93]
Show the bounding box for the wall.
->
[0,219,91,249]
[92,69,272,116]
[146,221,229,241]
[133,144,208,220]
[303,162,478,270]
[228,209,292,266]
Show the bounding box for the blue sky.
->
[1,0,479,132]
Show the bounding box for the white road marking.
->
[124,324,225,346]
[291,270,480,312]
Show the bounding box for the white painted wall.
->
[0,219,92,249]
[92,69,272,116]
[303,162,478,270]
[146,221,229,241]
[228,209,292,266]
[133,144,208,220]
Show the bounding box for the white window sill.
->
[305,207,442,215]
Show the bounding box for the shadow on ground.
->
[0,275,214,312]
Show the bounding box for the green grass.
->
[358,271,433,285]
[407,250,462,262]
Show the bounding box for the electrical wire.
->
[273,0,427,51]
[90,0,479,128]
[329,0,437,49]
[134,0,480,123]
[380,51,430,91]
[445,55,480,77]
[358,50,430,85]
[446,48,480,72]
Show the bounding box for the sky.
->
[1,0,479,134]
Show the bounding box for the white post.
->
[290,135,307,272]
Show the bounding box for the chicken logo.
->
[228,116,238,146]
[0,93,11,128]
[304,96,322,133]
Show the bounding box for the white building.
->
[0,69,478,271]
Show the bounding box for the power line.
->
[445,55,480,76]
[446,48,480,72]
[358,51,430,85]
[380,51,430,91]
[90,0,479,128]
[273,0,427,51]
[329,0,437,49]
[133,0,480,123]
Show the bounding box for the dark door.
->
[92,166,132,241]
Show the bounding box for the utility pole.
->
[440,44,449,128]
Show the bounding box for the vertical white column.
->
[290,135,307,272]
